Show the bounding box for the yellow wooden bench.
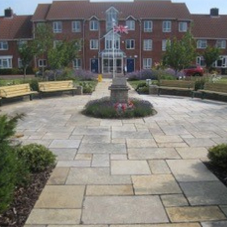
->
[0,83,37,106]
[193,82,227,99]
[38,80,78,98]
[157,80,195,96]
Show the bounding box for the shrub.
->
[208,144,227,169]
[82,97,156,119]
[135,82,149,94]
[73,69,95,81]
[16,143,56,173]
[127,69,157,81]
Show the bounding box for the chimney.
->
[210,8,219,17]
[4,8,13,18]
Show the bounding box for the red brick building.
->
[0,0,227,75]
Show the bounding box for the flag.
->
[113,25,128,34]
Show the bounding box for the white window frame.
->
[90,20,99,31]
[75,39,82,51]
[73,58,81,69]
[143,58,152,69]
[72,21,81,32]
[144,20,153,32]
[0,41,8,50]
[143,39,152,51]
[197,39,207,49]
[105,33,120,50]
[17,40,27,48]
[196,56,206,67]
[53,21,62,33]
[38,59,47,67]
[106,7,118,31]
[162,39,171,51]
[163,21,171,32]
[179,22,187,32]
[216,40,226,49]
[18,58,23,68]
[0,56,12,69]
[126,20,135,30]
[126,39,135,49]
[90,39,99,50]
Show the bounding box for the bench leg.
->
[39,93,42,99]
[201,92,205,99]
[72,90,75,96]
[0,99,2,106]
[158,88,161,96]
[30,95,33,101]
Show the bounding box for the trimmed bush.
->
[208,144,227,169]
[16,143,56,173]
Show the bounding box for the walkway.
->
[1,79,227,227]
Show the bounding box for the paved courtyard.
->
[1,79,227,227]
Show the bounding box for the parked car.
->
[182,65,204,77]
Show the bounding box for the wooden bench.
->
[0,83,37,106]
[157,80,195,96]
[38,80,78,98]
[193,82,227,99]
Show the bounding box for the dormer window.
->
[90,20,99,31]
[106,7,118,31]
[126,20,135,30]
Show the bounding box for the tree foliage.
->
[162,32,196,72]
[203,46,221,72]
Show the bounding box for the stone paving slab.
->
[72,127,110,136]
[66,168,131,185]
[82,135,110,143]
[132,175,182,195]
[126,139,157,148]
[86,185,134,196]
[180,182,227,205]
[176,147,208,159]
[82,196,169,224]
[128,148,180,160]
[161,194,189,207]
[184,138,216,147]
[92,154,110,167]
[35,185,85,208]
[167,160,218,182]
[201,221,227,227]
[220,205,227,216]
[111,224,201,227]
[49,148,77,160]
[111,160,151,175]
[78,143,126,154]
[26,209,81,225]
[112,131,153,139]
[49,140,81,149]
[148,160,171,174]
[166,206,226,222]
[153,135,183,143]
[56,160,91,167]
[47,167,69,185]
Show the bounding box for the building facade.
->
[0,0,227,75]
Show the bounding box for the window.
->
[0,57,12,69]
[162,39,171,51]
[75,40,82,51]
[126,20,135,30]
[143,58,152,69]
[163,21,171,32]
[143,39,152,51]
[18,58,22,68]
[73,58,81,69]
[38,59,47,67]
[72,21,81,32]
[144,21,152,32]
[216,40,226,49]
[17,40,27,48]
[90,39,98,50]
[196,56,206,67]
[53,21,62,33]
[0,41,8,50]
[197,39,207,49]
[105,33,120,50]
[106,7,118,31]
[179,22,187,32]
[90,20,99,31]
[126,39,135,49]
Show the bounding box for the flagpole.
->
[112,19,115,78]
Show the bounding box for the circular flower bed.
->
[82,97,157,119]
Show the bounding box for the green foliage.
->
[16,143,56,173]
[79,81,94,93]
[203,46,221,72]
[135,82,149,94]
[162,31,196,72]
[82,97,156,119]
[208,144,227,169]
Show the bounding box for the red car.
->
[183,65,204,77]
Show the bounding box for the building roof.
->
[191,14,227,39]
[0,15,32,40]
[32,0,191,21]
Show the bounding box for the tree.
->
[18,42,34,80]
[203,46,221,72]
[162,31,196,73]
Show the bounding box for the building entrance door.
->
[91,58,99,73]
[127,58,134,73]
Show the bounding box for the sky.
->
[1,0,227,16]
